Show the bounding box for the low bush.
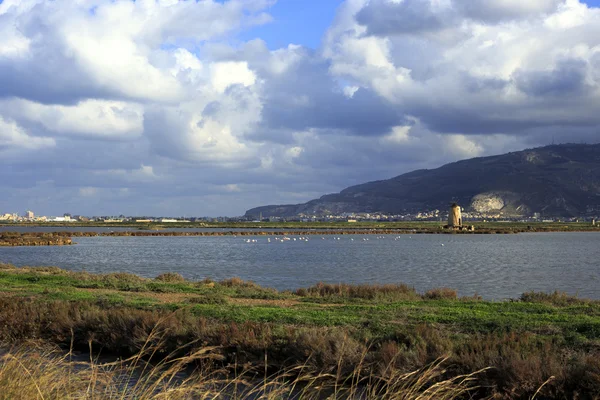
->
[155,272,186,283]
[220,277,259,288]
[520,291,592,306]
[296,282,419,301]
[423,287,458,300]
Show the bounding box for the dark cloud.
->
[258,58,405,137]
[454,0,565,22]
[514,59,589,97]
[355,0,454,36]
[462,74,509,93]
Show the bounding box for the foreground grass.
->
[0,263,599,399]
[0,343,483,400]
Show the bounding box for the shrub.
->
[27,266,66,275]
[295,282,418,301]
[520,291,589,306]
[220,277,258,288]
[423,288,458,300]
[155,272,186,283]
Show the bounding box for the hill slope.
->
[246,144,600,218]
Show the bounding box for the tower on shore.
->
[448,203,462,228]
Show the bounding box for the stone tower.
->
[448,203,462,228]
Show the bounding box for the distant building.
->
[25,210,34,219]
[448,203,462,228]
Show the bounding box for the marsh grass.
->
[1,266,600,398]
[519,290,598,306]
[295,282,421,302]
[0,339,483,400]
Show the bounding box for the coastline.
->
[2,223,600,246]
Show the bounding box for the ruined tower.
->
[448,203,462,228]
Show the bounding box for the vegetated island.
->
[0,232,73,246]
[0,263,598,399]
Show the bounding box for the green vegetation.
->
[0,263,599,398]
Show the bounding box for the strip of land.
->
[3,220,600,231]
[2,222,600,246]
[0,262,598,399]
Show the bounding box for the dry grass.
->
[155,272,186,283]
[519,291,597,306]
[0,340,482,400]
[220,276,260,288]
[295,282,420,301]
[423,288,458,300]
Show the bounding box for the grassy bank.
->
[0,263,599,399]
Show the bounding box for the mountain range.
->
[245,144,600,218]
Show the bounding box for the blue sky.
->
[0,0,599,49]
[241,1,345,49]
[2,0,600,216]
[246,0,600,49]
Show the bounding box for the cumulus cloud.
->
[0,116,55,151]
[1,0,600,216]
[325,0,600,136]
[1,99,144,139]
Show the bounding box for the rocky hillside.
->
[246,144,600,218]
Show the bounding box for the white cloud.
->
[96,164,159,183]
[210,62,257,93]
[383,125,413,144]
[0,116,55,150]
[2,99,143,139]
[324,0,600,135]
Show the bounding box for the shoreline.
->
[0,263,599,398]
[2,225,600,246]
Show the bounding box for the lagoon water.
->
[1,232,599,300]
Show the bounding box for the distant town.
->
[1,209,596,224]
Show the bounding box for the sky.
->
[2,0,600,217]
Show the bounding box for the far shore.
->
[2,220,600,232]
[1,221,599,246]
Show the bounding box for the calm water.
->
[1,232,599,300]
